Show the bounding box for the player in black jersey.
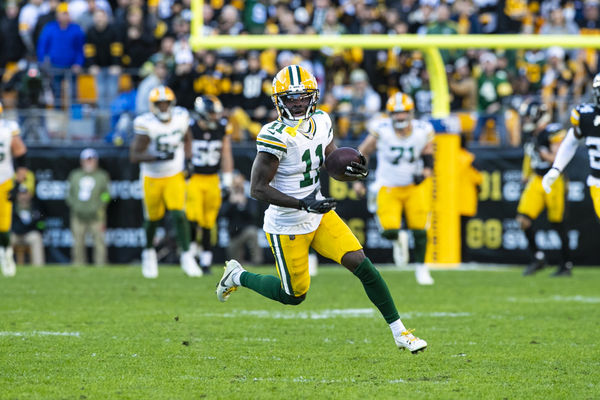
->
[185,95,234,274]
[543,73,600,234]
[517,99,572,276]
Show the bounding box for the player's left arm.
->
[184,127,192,160]
[221,134,234,189]
[540,129,567,163]
[11,133,27,183]
[420,141,434,178]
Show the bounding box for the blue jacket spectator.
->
[36,4,85,69]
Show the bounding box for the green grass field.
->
[1,265,599,400]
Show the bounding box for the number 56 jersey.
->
[133,107,190,178]
[256,110,333,235]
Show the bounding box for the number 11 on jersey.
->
[300,144,324,188]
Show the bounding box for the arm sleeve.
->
[552,128,581,172]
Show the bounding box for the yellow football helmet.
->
[271,64,319,121]
[386,92,414,131]
[386,92,415,113]
[149,85,176,121]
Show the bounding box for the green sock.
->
[413,229,427,263]
[0,232,9,247]
[240,272,304,305]
[353,258,400,324]
[381,229,399,240]
[143,220,160,249]
[171,210,190,252]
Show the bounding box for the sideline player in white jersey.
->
[355,92,435,285]
[130,86,202,278]
[0,101,28,277]
[216,65,428,354]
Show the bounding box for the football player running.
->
[216,65,427,354]
[0,101,27,277]
[542,74,600,237]
[517,99,571,277]
[130,86,202,278]
[354,92,435,285]
[186,95,234,275]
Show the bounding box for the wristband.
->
[14,154,26,168]
[421,154,434,169]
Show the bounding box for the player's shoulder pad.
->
[367,113,390,135]
[133,112,154,133]
[257,122,288,153]
[6,120,21,136]
[172,106,189,117]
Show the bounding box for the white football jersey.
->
[133,107,189,178]
[367,115,434,187]
[256,110,334,235]
[0,119,20,184]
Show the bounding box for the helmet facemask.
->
[274,89,319,122]
[391,111,413,132]
[151,100,174,122]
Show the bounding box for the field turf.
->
[1,265,599,399]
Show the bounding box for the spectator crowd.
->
[0,0,599,146]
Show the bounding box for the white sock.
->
[200,251,213,267]
[389,319,407,337]
[231,269,243,286]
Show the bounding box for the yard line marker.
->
[0,331,81,337]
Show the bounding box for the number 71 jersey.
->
[256,110,333,234]
[367,115,434,187]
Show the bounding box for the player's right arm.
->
[250,152,303,209]
[357,134,377,161]
[129,116,172,163]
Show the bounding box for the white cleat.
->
[5,248,16,277]
[0,247,16,277]
[181,250,203,277]
[141,248,158,279]
[216,259,245,302]
[395,329,427,354]
[0,247,17,277]
[415,264,434,285]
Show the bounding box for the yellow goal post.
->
[190,0,600,264]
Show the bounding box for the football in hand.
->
[324,147,362,181]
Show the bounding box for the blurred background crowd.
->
[1,0,600,146]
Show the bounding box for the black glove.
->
[156,151,175,161]
[299,187,337,214]
[184,158,194,179]
[344,153,369,180]
[221,186,231,201]
[8,181,19,202]
[413,174,425,185]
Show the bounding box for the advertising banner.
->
[27,144,599,265]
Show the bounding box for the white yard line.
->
[0,331,80,337]
[507,295,600,304]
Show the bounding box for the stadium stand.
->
[0,0,598,145]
